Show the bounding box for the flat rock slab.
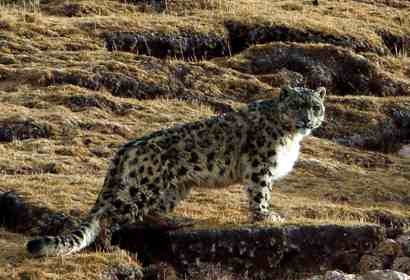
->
[113,223,384,279]
[0,191,386,278]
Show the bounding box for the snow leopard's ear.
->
[316,87,326,101]
[279,86,293,102]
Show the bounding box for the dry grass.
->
[0,0,409,279]
[0,229,139,280]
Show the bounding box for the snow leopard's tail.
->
[27,147,123,257]
[26,215,101,257]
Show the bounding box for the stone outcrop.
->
[113,223,384,279]
[306,270,410,280]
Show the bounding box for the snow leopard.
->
[27,85,326,257]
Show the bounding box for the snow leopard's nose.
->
[303,120,314,129]
[302,118,310,125]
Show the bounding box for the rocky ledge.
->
[113,223,384,279]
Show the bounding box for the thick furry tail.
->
[27,218,101,257]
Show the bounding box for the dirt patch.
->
[217,42,410,97]
[103,31,229,60]
[225,20,387,55]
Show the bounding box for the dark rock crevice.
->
[103,31,230,60]
[224,20,387,56]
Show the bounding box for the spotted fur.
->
[27,86,326,257]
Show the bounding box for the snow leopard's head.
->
[278,86,326,133]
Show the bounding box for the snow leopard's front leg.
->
[245,168,285,223]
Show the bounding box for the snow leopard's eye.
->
[312,105,321,112]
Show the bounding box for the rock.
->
[392,110,410,129]
[42,1,110,17]
[366,239,402,271]
[113,224,383,278]
[142,263,178,280]
[257,69,304,88]
[397,234,410,257]
[377,239,402,257]
[393,257,410,274]
[102,264,143,280]
[307,270,410,280]
[0,54,16,65]
[365,210,409,233]
[65,94,139,115]
[0,20,11,30]
[363,270,410,280]
[63,3,84,17]
[0,119,52,142]
[359,255,384,274]
[306,276,324,280]
[178,262,241,280]
[398,146,410,158]
[90,146,113,158]
[18,271,42,280]
[323,270,363,280]
[305,271,360,280]
[377,30,410,57]
[41,162,62,174]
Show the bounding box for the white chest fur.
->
[271,132,307,180]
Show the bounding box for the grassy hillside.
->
[0,0,410,279]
